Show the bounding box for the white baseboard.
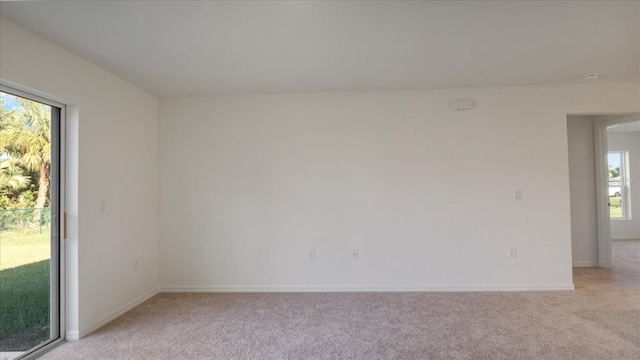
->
[65,330,79,341]
[573,261,598,267]
[160,284,575,293]
[612,236,640,240]
[79,287,158,338]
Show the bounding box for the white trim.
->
[594,120,613,268]
[160,284,575,293]
[612,236,640,240]
[0,80,69,109]
[573,261,598,267]
[58,102,67,343]
[79,287,158,338]
[592,113,640,268]
[65,331,79,341]
[51,104,67,353]
[0,84,66,109]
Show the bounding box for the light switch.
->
[513,189,522,201]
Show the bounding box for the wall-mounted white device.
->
[453,99,473,111]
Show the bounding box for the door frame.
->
[593,113,640,268]
[0,84,66,359]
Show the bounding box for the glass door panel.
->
[0,88,62,360]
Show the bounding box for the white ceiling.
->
[1,1,638,97]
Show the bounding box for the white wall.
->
[608,131,640,240]
[567,116,598,267]
[0,18,160,338]
[2,12,639,340]
[159,83,639,292]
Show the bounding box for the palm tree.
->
[0,99,51,215]
[0,157,30,196]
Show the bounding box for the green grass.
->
[0,260,50,351]
[610,196,622,218]
[0,230,51,351]
[1,230,50,270]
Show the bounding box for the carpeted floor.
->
[39,241,639,360]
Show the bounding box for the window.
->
[608,151,631,219]
[0,87,64,359]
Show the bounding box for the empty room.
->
[0,1,639,359]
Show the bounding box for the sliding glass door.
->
[0,86,63,360]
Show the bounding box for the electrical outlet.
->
[352,248,359,259]
[100,198,107,212]
[307,249,315,260]
[508,247,517,258]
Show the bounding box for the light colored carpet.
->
[40,241,640,360]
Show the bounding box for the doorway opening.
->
[567,113,639,271]
[605,120,640,277]
[0,86,64,360]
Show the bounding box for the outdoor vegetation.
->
[0,242,50,351]
[609,163,622,218]
[0,92,52,351]
[610,196,622,218]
